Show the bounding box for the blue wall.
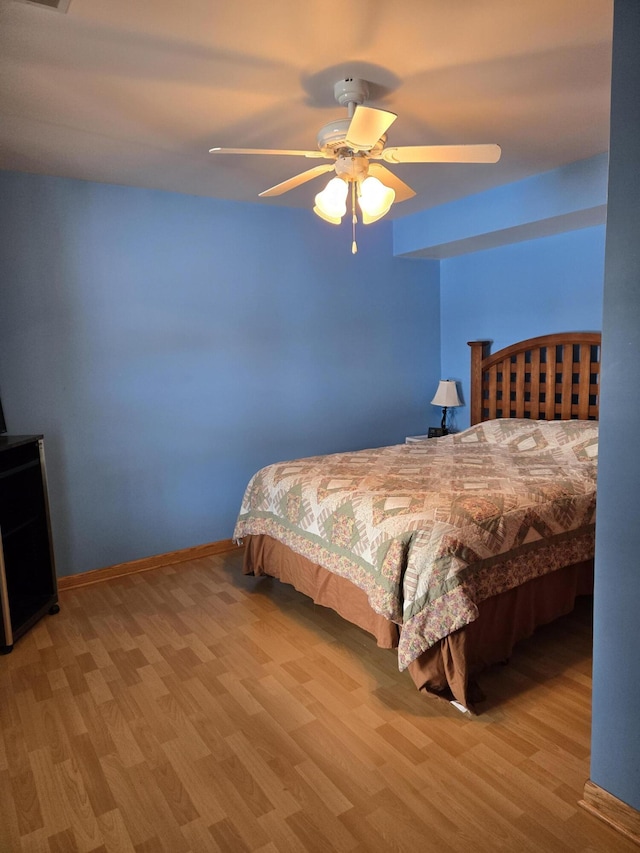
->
[591,0,640,812]
[0,171,440,576]
[439,226,605,430]
[394,154,608,260]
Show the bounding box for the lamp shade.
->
[358,176,395,223]
[431,380,462,408]
[314,177,348,224]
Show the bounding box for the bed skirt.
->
[241,533,594,711]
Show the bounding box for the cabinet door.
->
[0,438,58,649]
[0,544,13,649]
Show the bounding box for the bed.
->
[234,332,601,711]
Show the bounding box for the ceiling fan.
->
[210,78,501,252]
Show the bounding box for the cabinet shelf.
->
[2,513,42,541]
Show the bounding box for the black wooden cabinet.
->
[0,435,59,653]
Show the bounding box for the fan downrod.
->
[316,78,386,156]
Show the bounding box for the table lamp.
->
[431,380,462,434]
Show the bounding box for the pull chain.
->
[351,181,358,254]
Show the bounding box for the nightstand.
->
[405,434,430,444]
[406,428,455,443]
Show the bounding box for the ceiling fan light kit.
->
[313,173,394,242]
[209,77,502,253]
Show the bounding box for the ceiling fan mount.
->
[333,77,370,110]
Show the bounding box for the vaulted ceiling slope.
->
[0,0,613,219]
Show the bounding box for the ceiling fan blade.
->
[344,106,397,151]
[210,147,326,159]
[368,164,416,203]
[381,144,502,165]
[258,164,335,198]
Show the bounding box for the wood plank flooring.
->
[0,548,635,852]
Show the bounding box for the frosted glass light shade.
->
[431,380,462,407]
[314,177,348,224]
[358,176,395,223]
[313,205,342,224]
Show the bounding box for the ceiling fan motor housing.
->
[317,118,352,152]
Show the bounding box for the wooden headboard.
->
[468,332,601,425]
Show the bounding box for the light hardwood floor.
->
[0,548,635,853]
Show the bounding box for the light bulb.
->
[358,176,395,223]
[314,177,348,224]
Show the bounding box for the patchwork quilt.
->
[234,419,598,669]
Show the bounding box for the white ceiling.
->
[0,0,613,219]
